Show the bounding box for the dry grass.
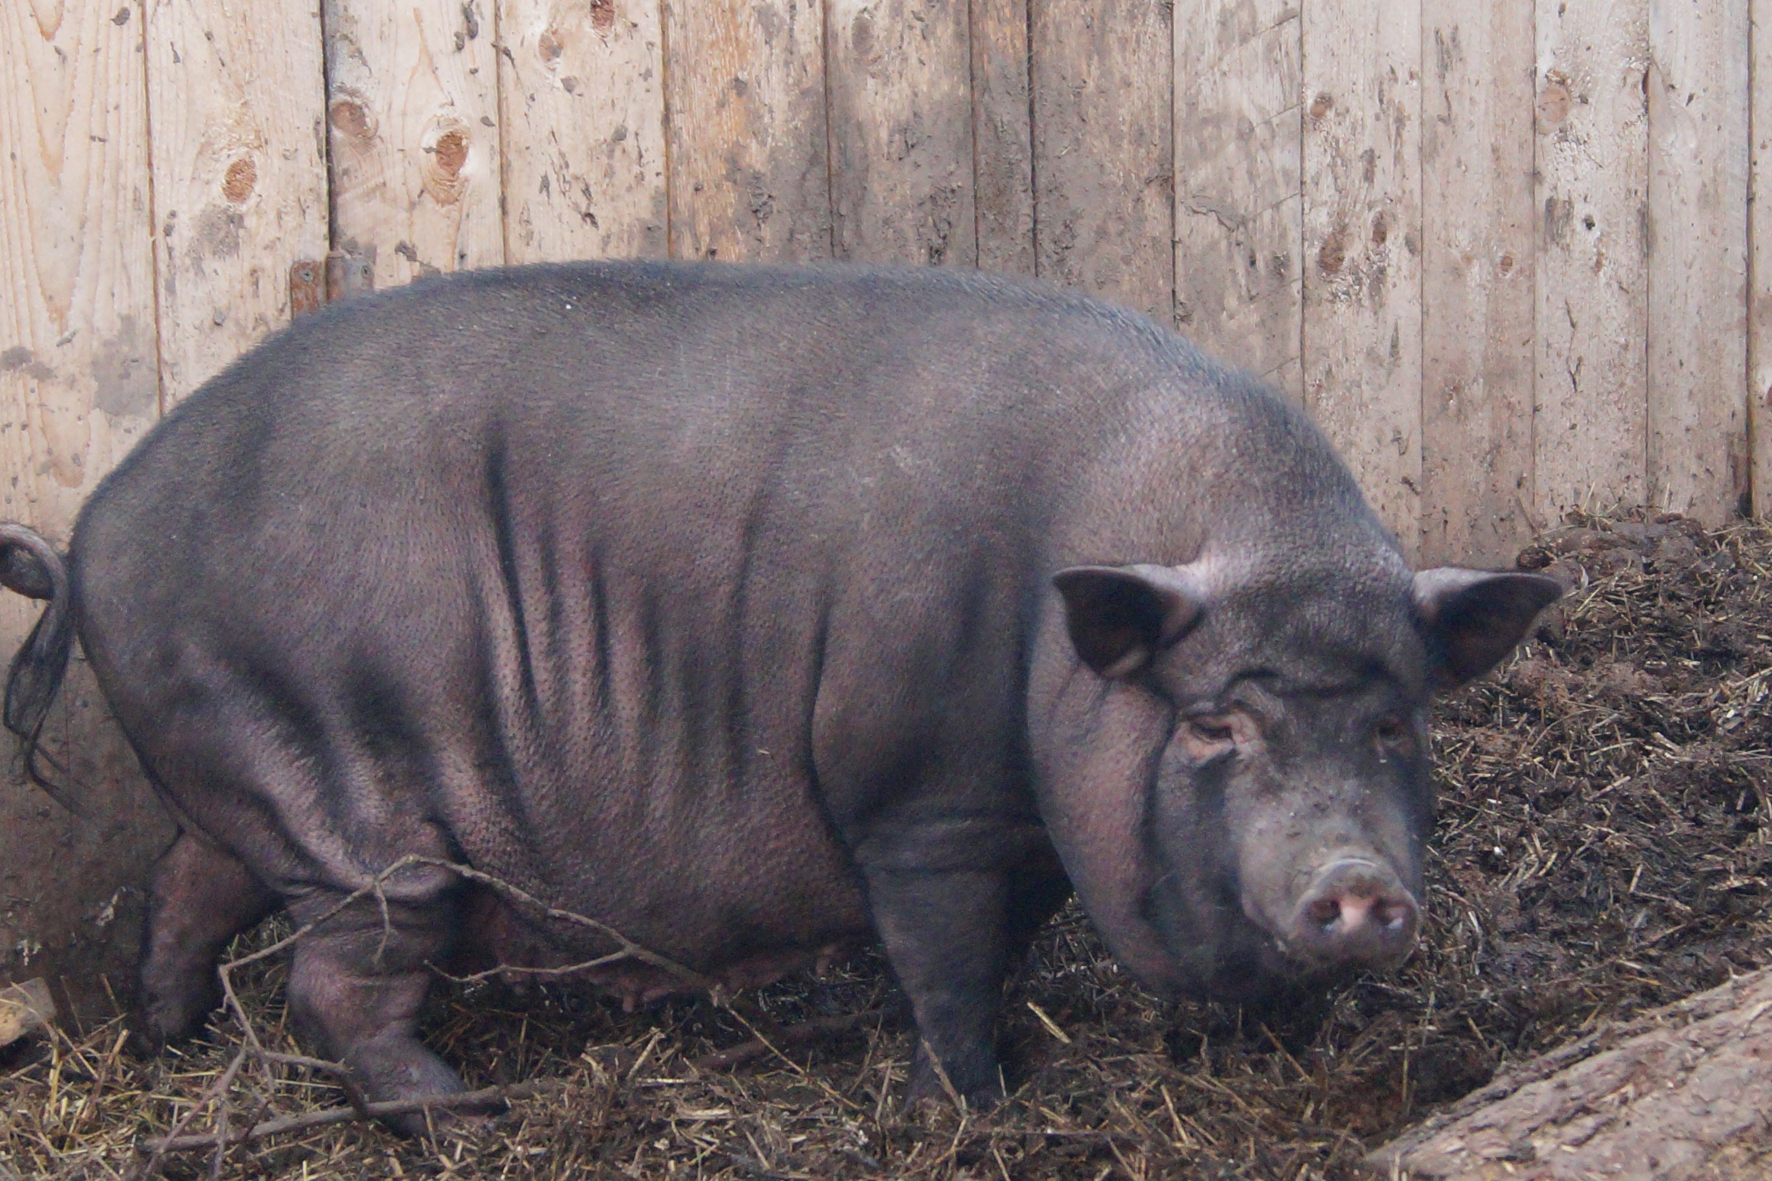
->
[3,509,1769,1180]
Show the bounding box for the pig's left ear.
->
[1053,564,1205,678]
[1413,568,1563,690]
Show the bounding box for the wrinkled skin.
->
[0,263,1558,1127]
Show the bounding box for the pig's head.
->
[1032,551,1560,1004]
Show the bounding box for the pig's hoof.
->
[903,1057,1005,1113]
[344,1033,491,1137]
[130,991,227,1060]
[135,979,220,1049]
[384,1099,499,1141]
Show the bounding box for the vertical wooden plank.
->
[971,0,1034,274]
[1755,0,1772,516]
[0,0,175,1012]
[1301,0,1424,553]
[1646,0,1751,520]
[1172,0,1303,401]
[827,0,975,266]
[1533,0,1649,522]
[1030,0,1174,321]
[663,0,829,263]
[324,0,503,286]
[1418,0,1537,565]
[144,0,329,404]
[499,0,669,263]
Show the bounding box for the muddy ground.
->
[3,510,1769,1180]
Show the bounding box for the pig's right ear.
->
[1413,568,1563,690]
[1053,564,1204,678]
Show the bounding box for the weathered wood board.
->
[1417,0,1537,565]
[1172,0,1304,403]
[970,0,1035,274]
[1755,0,1772,518]
[1030,0,1174,322]
[499,0,670,263]
[0,0,176,1019]
[826,0,976,267]
[144,0,329,403]
[0,977,55,1048]
[1532,0,1650,522]
[1645,0,1751,521]
[323,0,505,287]
[1300,0,1423,554]
[663,0,830,263]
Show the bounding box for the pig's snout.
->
[1287,857,1420,970]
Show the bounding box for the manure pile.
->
[4,511,1769,1180]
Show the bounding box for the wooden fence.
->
[0,0,1767,1003]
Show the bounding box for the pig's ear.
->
[1053,564,1205,678]
[1413,568,1563,690]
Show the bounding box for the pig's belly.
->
[457,869,875,1009]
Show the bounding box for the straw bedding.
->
[4,510,1768,1180]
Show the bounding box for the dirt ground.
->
[3,509,1769,1180]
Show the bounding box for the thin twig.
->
[691,1010,881,1072]
[719,1006,866,1113]
[429,946,685,986]
[137,854,712,1162]
[249,1048,373,1121]
[127,1045,249,1181]
[139,1081,552,1154]
[399,855,716,991]
[64,1026,129,1141]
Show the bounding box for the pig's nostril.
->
[1307,893,1383,934]
[1306,896,1343,931]
[1370,896,1410,931]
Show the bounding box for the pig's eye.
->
[1182,717,1238,761]
[1373,717,1412,753]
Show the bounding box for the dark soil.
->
[4,509,1769,1180]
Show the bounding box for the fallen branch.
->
[131,854,717,1170]
[217,854,715,1004]
[196,851,707,1120]
[248,1047,374,1122]
[401,855,716,992]
[129,1045,249,1181]
[139,1081,553,1155]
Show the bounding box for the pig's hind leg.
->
[123,679,479,1132]
[283,872,477,1134]
[139,829,277,1046]
[137,826,470,1135]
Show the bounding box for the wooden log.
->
[324,0,504,287]
[1533,0,1650,522]
[663,0,829,263]
[1030,0,1174,321]
[1172,0,1303,403]
[1645,0,1751,521]
[144,0,329,403]
[499,0,669,263]
[1367,968,1772,1179]
[1417,0,1537,565]
[971,0,1035,274]
[1300,0,1424,557]
[0,0,176,1019]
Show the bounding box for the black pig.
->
[1,263,1557,1124]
